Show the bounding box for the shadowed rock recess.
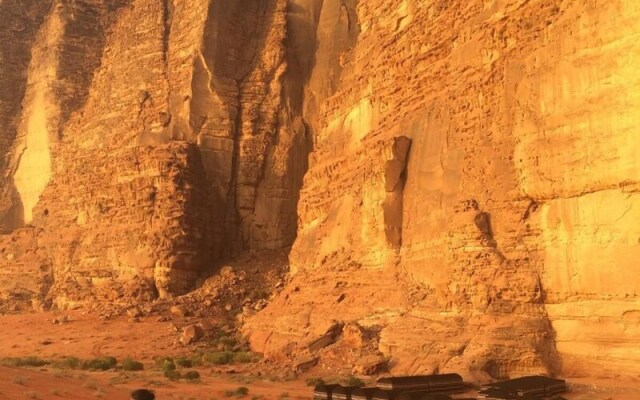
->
[0,0,638,381]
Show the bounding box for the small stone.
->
[220,266,234,278]
[170,305,186,317]
[352,355,387,375]
[126,307,142,318]
[254,299,267,311]
[224,304,233,312]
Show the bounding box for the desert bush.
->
[305,377,325,387]
[184,370,200,381]
[232,352,253,364]
[54,357,81,369]
[164,369,181,381]
[122,358,144,371]
[225,387,249,397]
[343,376,365,387]
[81,357,117,371]
[203,351,234,365]
[1,357,49,367]
[175,357,193,368]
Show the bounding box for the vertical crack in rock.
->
[383,136,411,248]
[224,78,246,257]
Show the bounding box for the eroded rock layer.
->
[246,0,640,380]
[0,0,308,303]
[0,0,638,381]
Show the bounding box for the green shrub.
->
[232,352,253,364]
[160,358,176,372]
[1,357,50,367]
[154,357,172,366]
[203,351,234,365]
[164,369,181,380]
[343,376,365,387]
[55,357,81,369]
[234,387,249,397]
[305,377,325,387]
[81,357,117,371]
[184,370,200,381]
[121,358,144,371]
[175,357,193,368]
[217,336,237,350]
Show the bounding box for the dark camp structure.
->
[478,376,567,399]
[314,384,341,400]
[351,387,379,400]
[332,385,355,400]
[376,373,464,394]
[370,388,393,400]
[314,374,464,400]
[313,374,567,400]
[393,392,453,400]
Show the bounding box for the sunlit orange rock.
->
[0,0,638,380]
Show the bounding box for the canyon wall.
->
[0,0,638,380]
[246,0,640,380]
[0,0,308,306]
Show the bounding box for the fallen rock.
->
[294,355,319,373]
[180,324,204,345]
[126,307,142,318]
[352,355,387,375]
[342,322,366,348]
[170,305,186,317]
[307,321,344,353]
[52,315,69,325]
[220,266,235,278]
[254,299,267,311]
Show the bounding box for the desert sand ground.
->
[0,311,637,400]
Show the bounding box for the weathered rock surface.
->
[246,0,640,380]
[0,0,638,382]
[0,0,308,306]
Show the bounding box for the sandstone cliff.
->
[245,0,640,380]
[0,0,638,381]
[0,0,308,307]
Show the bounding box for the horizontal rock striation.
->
[0,143,212,311]
[0,0,309,306]
[246,0,640,380]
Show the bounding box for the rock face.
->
[245,0,640,381]
[0,0,308,305]
[0,0,639,381]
